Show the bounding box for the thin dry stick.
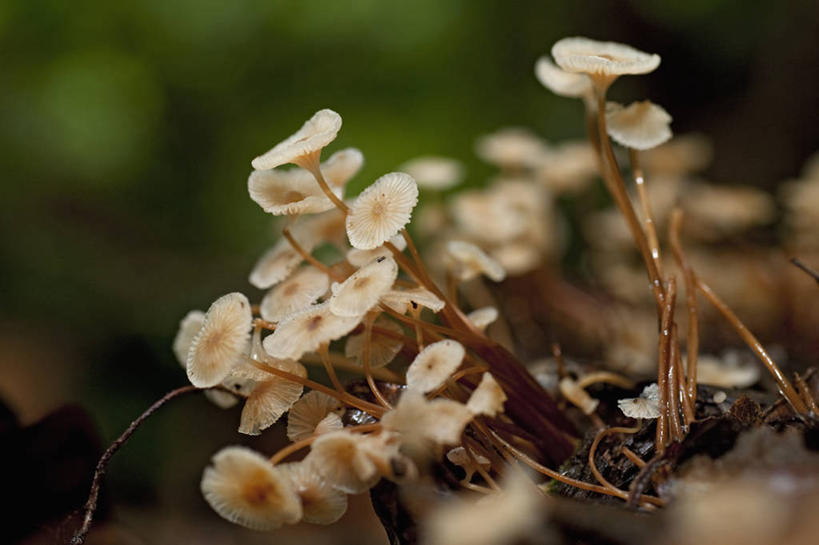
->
[629,149,664,279]
[790,257,819,285]
[588,424,642,496]
[669,209,700,404]
[491,430,664,507]
[696,279,808,414]
[71,385,200,545]
[362,314,393,409]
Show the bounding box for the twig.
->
[70,385,200,544]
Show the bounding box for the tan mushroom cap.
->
[201,446,302,530]
[475,127,548,169]
[466,372,507,417]
[552,37,660,81]
[172,310,204,366]
[380,287,445,314]
[447,240,507,282]
[304,430,380,494]
[260,267,329,323]
[345,317,404,369]
[534,56,593,99]
[346,172,419,250]
[322,147,365,188]
[346,234,406,267]
[263,302,362,360]
[605,100,672,151]
[328,256,398,317]
[406,339,465,394]
[446,446,490,480]
[238,366,306,436]
[249,235,314,290]
[617,383,661,419]
[252,109,342,170]
[247,167,343,216]
[279,461,348,525]
[381,389,473,451]
[399,156,464,190]
[186,293,252,388]
[466,306,499,332]
[558,376,599,415]
[287,390,346,442]
[695,354,760,389]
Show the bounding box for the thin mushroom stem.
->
[673,326,696,427]
[301,351,404,383]
[621,446,647,469]
[362,314,393,409]
[319,344,350,400]
[795,373,819,415]
[299,153,350,214]
[491,429,664,507]
[655,276,677,453]
[696,278,808,414]
[667,322,684,442]
[669,208,700,404]
[246,357,385,417]
[588,424,642,495]
[629,148,664,279]
[595,92,665,311]
[282,222,344,282]
[462,442,502,492]
[576,371,636,391]
[409,305,425,351]
[70,385,201,545]
[551,343,569,379]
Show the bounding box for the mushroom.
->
[346,172,419,250]
[406,339,466,394]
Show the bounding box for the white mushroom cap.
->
[406,339,465,394]
[249,235,314,290]
[381,389,473,453]
[172,310,204,366]
[682,183,776,239]
[475,127,548,169]
[446,446,491,480]
[247,167,343,216]
[447,240,507,282]
[252,109,342,170]
[552,37,660,81]
[534,56,593,99]
[399,156,464,190]
[466,372,507,417]
[321,147,365,188]
[287,390,346,442]
[466,307,499,332]
[696,354,760,389]
[186,293,252,388]
[605,100,673,150]
[346,234,406,267]
[345,317,404,369]
[260,267,329,323]
[558,376,599,415]
[239,368,306,436]
[304,430,380,494]
[263,302,362,360]
[617,382,661,419]
[380,287,445,314]
[328,256,398,317]
[346,172,419,250]
[279,461,348,525]
[201,446,302,530]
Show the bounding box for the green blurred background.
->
[1,1,817,543]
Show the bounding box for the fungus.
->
[279,461,348,525]
[447,240,507,282]
[263,302,362,360]
[551,37,660,91]
[406,339,466,394]
[381,286,445,314]
[695,354,760,389]
[238,366,306,436]
[466,306,499,332]
[682,183,776,239]
[475,127,548,169]
[466,372,507,417]
[345,317,404,368]
[186,293,252,388]
[399,156,464,190]
[321,147,365,188]
[251,109,342,171]
[249,236,313,290]
[172,310,204,366]
[304,430,380,494]
[287,390,346,442]
[617,383,661,419]
[381,389,473,454]
[534,56,593,101]
[446,447,491,481]
[605,100,673,150]
[328,256,398,317]
[558,376,599,415]
[345,172,419,250]
[346,234,406,267]
[260,267,329,323]
[201,446,302,530]
[247,167,343,216]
